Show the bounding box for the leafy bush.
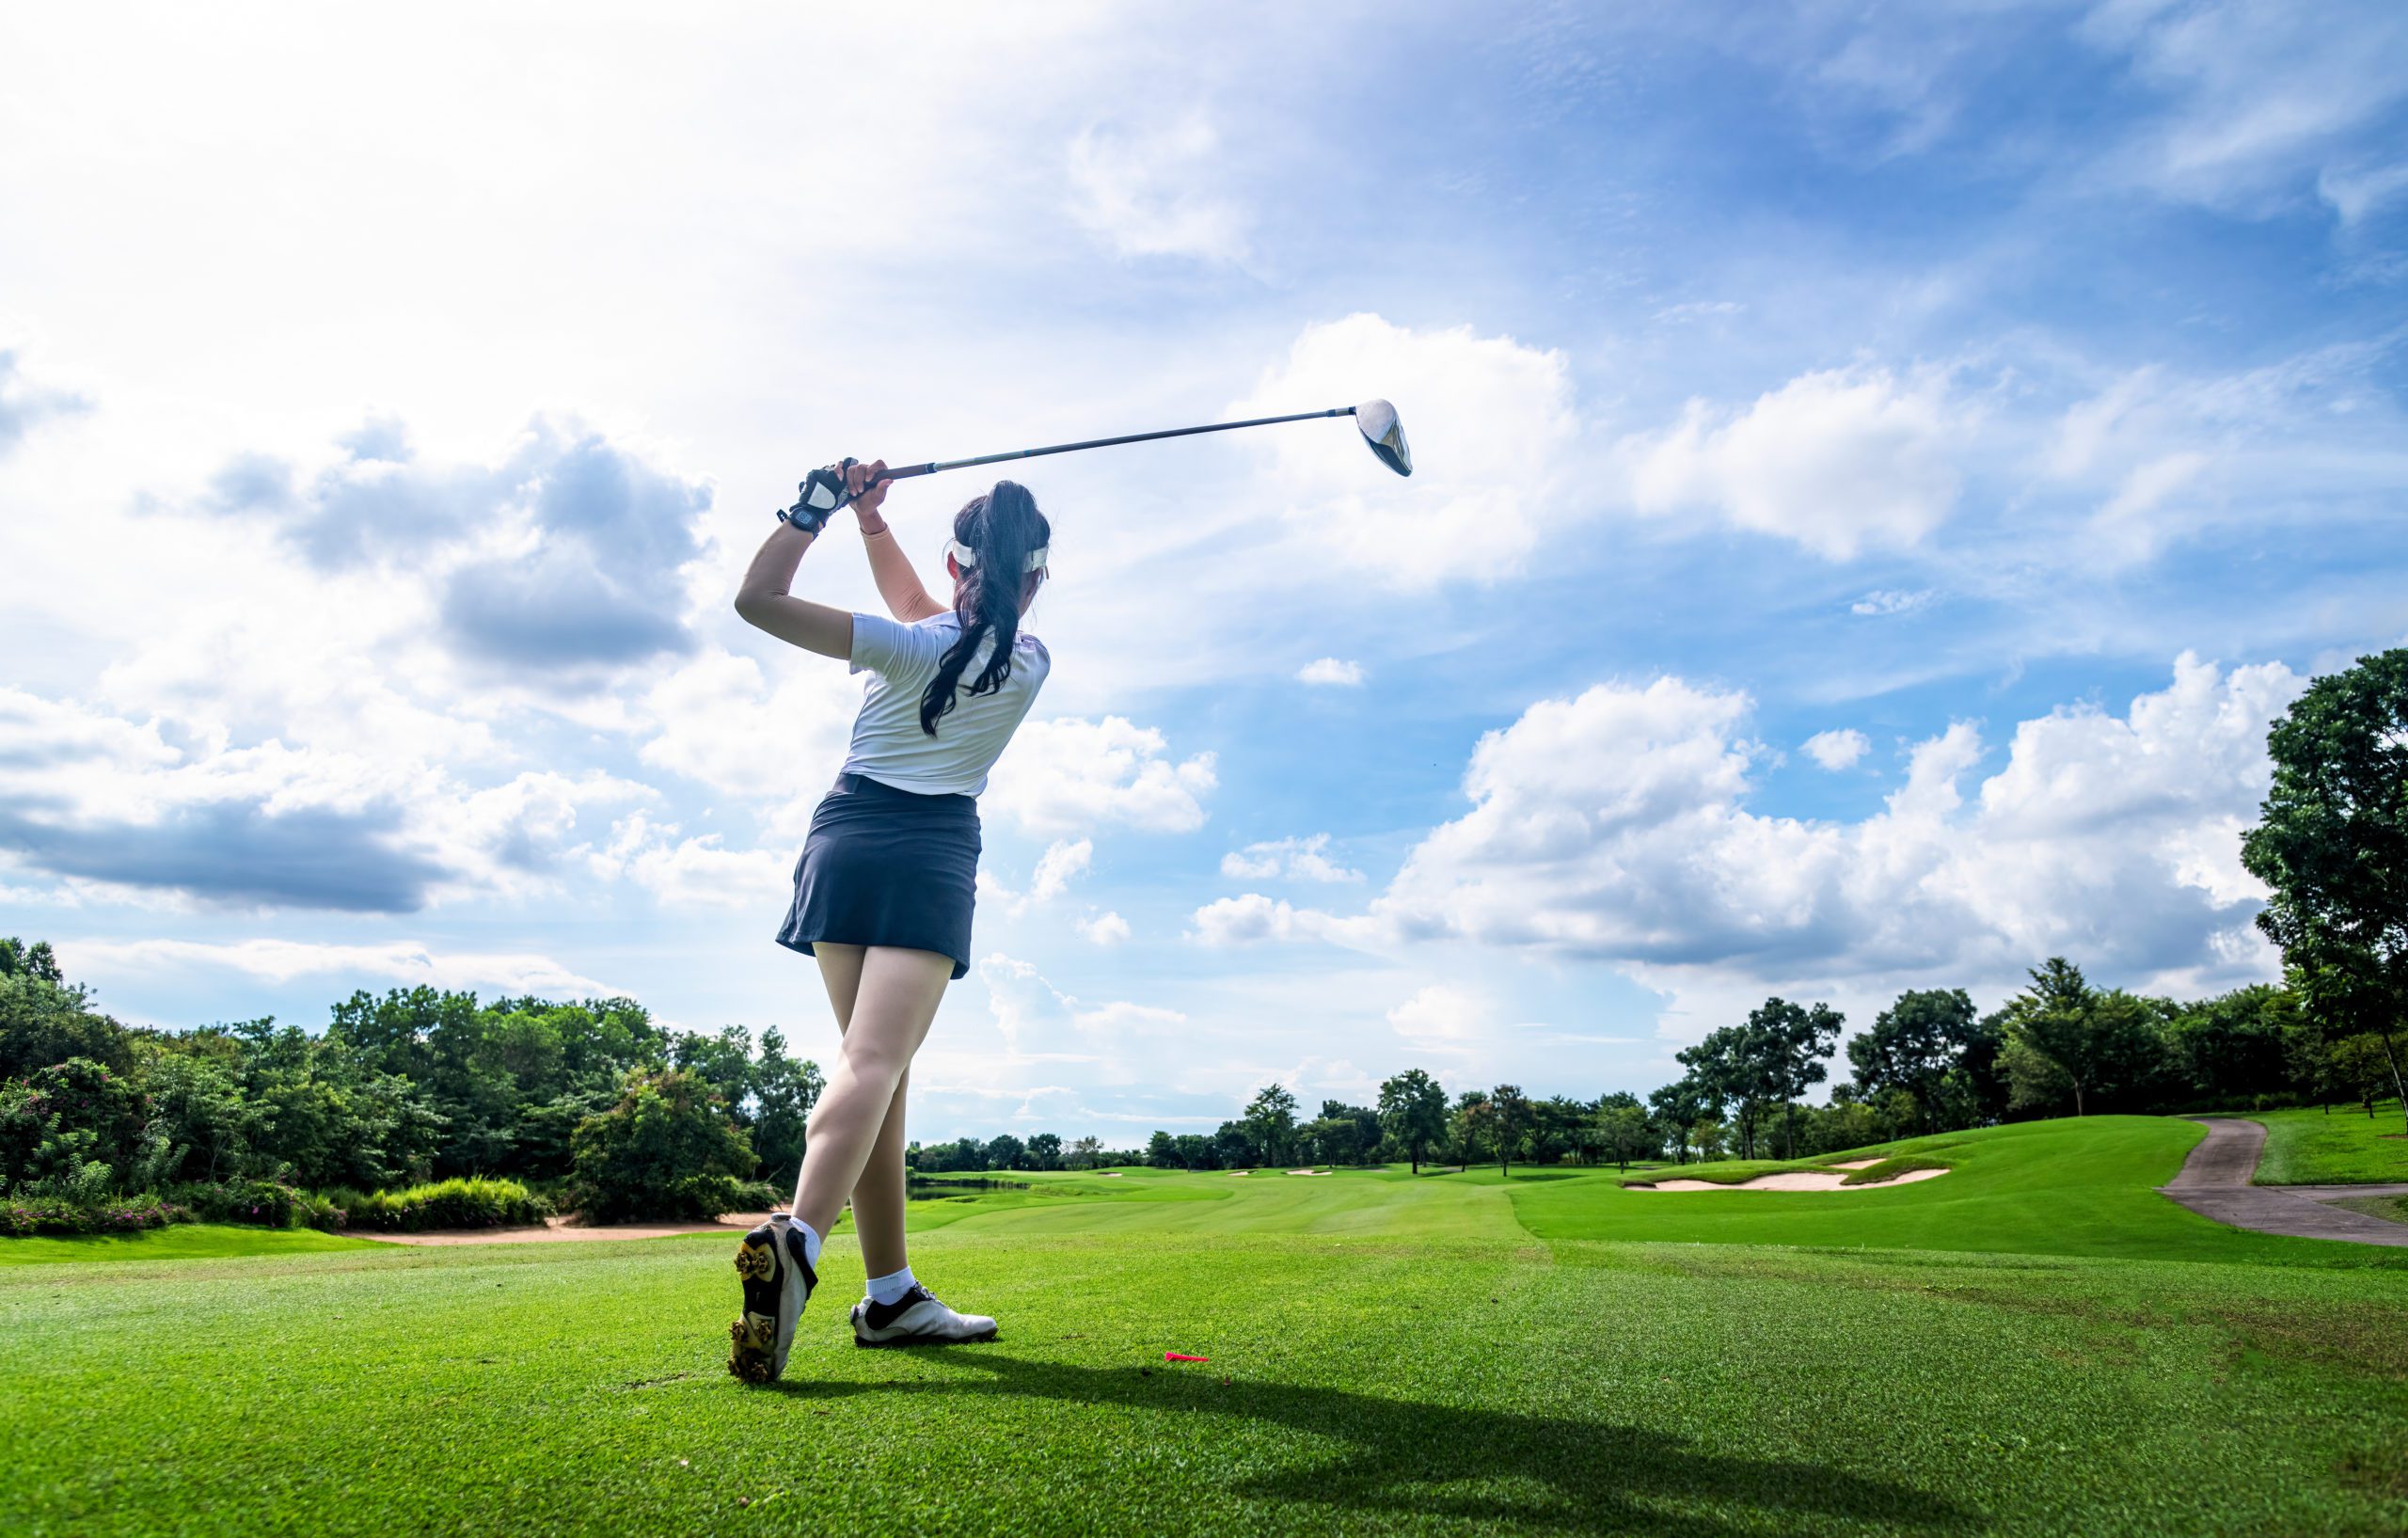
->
[333,1177,550,1232]
[568,1069,757,1222]
[3,1056,152,1195]
[2,1194,191,1237]
[174,1178,317,1229]
[293,1189,349,1231]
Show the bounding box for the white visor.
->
[949,538,1048,573]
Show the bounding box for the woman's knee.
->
[836,1034,913,1092]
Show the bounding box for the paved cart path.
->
[2160,1118,2408,1246]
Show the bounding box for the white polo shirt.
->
[839,610,1050,797]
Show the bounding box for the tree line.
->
[1069,961,2394,1179]
[2,943,824,1229]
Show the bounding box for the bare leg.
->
[789,945,952,1240]
[800,941,916,1278]
[849,1071,912,1278]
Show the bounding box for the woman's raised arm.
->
[734,522,854,658]
[733,456,890,659]
[856,511,948,623]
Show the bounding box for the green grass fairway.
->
[0,1224,376,1266]
[981,1119,2407,1267]
[8,1117,2408,1534]
[2252,1100,2408,1185]
[1505,1117,2407,1264]
[7,1229,2407,1535]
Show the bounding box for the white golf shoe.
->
[850,1284,998,1347]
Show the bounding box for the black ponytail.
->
[919,479,1050,735]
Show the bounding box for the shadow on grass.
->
[772,1353,1972,1534]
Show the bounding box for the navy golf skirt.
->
[775,771,982,980]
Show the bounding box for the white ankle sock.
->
[778,1213,824,1270]
[865,1265,917,1306]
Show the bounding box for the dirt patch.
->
[355,1213,775,1246]
[1634,1168,1949,1193]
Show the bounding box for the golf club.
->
[784,399,1411,522]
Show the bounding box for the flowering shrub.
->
[2,1194,192,1236]
[334,1177,550,1232]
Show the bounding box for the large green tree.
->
[1448,1089,1493,1172]
[2162,983,2297,1106]
[0,937,64,986]
[1846,989,1977,1132]
[2241,648,2408,1133]
[746,1028,822,1184]
[569,1068,756,1221]
[1593,1100,1656,1171]
[1243,1083,1298,1168]
[1648,1075,1717,1165]
[1750,998,1844,1159]
[1674,1028,1766,1158]
[1489,1084,1533,1175]
[1376,1069,1448,1173]
[1998,959,2166,1117]
[1,952,134,1081]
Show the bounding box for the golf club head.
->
[1354,399,1412,476]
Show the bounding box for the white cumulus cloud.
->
[984,717,1217,835]
[1219,833,1362,883]
[1204,656,2305,1007]
[1626,365,1965,559]
[1227,312,1584,588]
[1366,653,2299,992]
[981,838,1095,916]
[1801,728,1871,771]
[1851,589,1935,617]
[1386,983,1491,1052]
[1296,658,1366,687]
[61,937,615,995]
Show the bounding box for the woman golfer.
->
[725,454,1051,1383]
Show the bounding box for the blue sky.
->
[3,2,2404,1141]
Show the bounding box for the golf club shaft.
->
[874,406,1356,483]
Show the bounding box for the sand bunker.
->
[1634,1167,1947,1193]
[356,1213,776,1245]
[1228,1170,1251,1177]
[1287,1168,1330,1176]
[1099,1171,1123,1178]
[1830,1159,1881,1170]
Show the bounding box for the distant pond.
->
[906,1176,1031,1197]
